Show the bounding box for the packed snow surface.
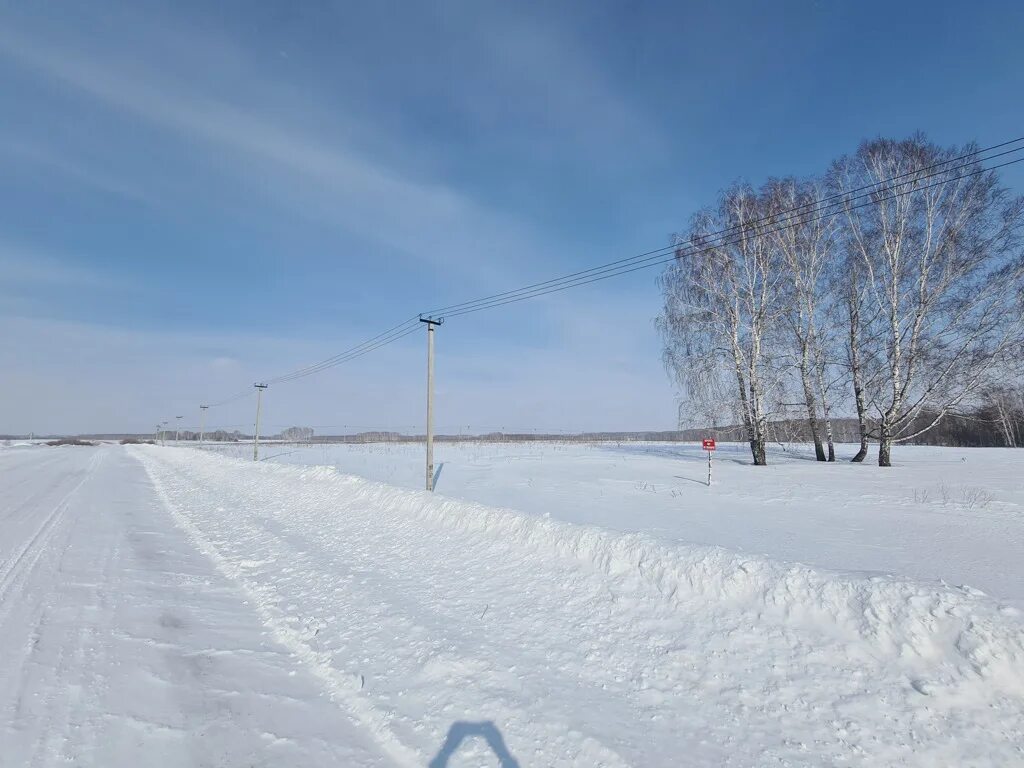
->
[1,442,1023,765]
[0,445,389,767]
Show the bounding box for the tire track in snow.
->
[0,453,76,527]
[0,448,106,767]
[0,451,65,505]
[140,462,428,768]
[0,449,104,621]
[38,514,124,767]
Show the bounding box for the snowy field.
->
[1,441,1023,766]
[210,439,1024,607]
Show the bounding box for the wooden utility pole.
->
[253,383,268,461]
[199,405,208,446]
[420,316,443,490]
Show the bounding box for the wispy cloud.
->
[0,242,129,289]
[0,22,555,287]
[0,8,678,434]
[0,136,153,204]
[428,1,664,161]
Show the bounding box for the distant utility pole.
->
[175,415,183,443]
[420,316,443,491]
[154,424,160,444]
[199,405,208,446]
[253,383,268,461]
[160,421,168,446]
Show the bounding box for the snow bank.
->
[155,449,1024,697]
[211,440,1024,606]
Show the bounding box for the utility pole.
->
[160,421,168,447]
[199,405,208,446]
[175,415,183,443]
[420,316,443,491]
[253,383,268,461]
[154,424,160,444]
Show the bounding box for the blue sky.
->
[2,0,1023,434]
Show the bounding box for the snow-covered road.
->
[0,445,392,767]
[2,444,1023,766]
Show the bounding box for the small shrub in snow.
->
[961,487,993,510]
[912,484,993,510]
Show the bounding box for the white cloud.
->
[0,11,680,435]
[430,1,664,160]
[0,23,553,287]
[0,136,153,204]
[0,242,129,289]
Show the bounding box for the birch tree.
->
[660,184,787,465]
[826,203,881,463]
[834,135,1024,466]
[768,178,839,461]
[985,387,1023,447]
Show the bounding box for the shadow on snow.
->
[428,721,520,767]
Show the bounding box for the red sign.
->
[702,438,716,451]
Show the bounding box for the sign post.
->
[702,438,716,486]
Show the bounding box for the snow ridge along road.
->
[134,445,1024,766]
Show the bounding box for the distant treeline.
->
[10,399,1022,448]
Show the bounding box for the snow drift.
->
[152,448,1024,693]
[133,445,1024,765]
[325,471,1020,688]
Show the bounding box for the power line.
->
[202,136,1024,404]
[204,321,420,408]
[268,323,420,385]
[270,324,419,384]
[438,153,1024,319]
[430,143,1024,318]
[207,389,253,407]
[265,316,421,385]
[419,138,1019,319]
